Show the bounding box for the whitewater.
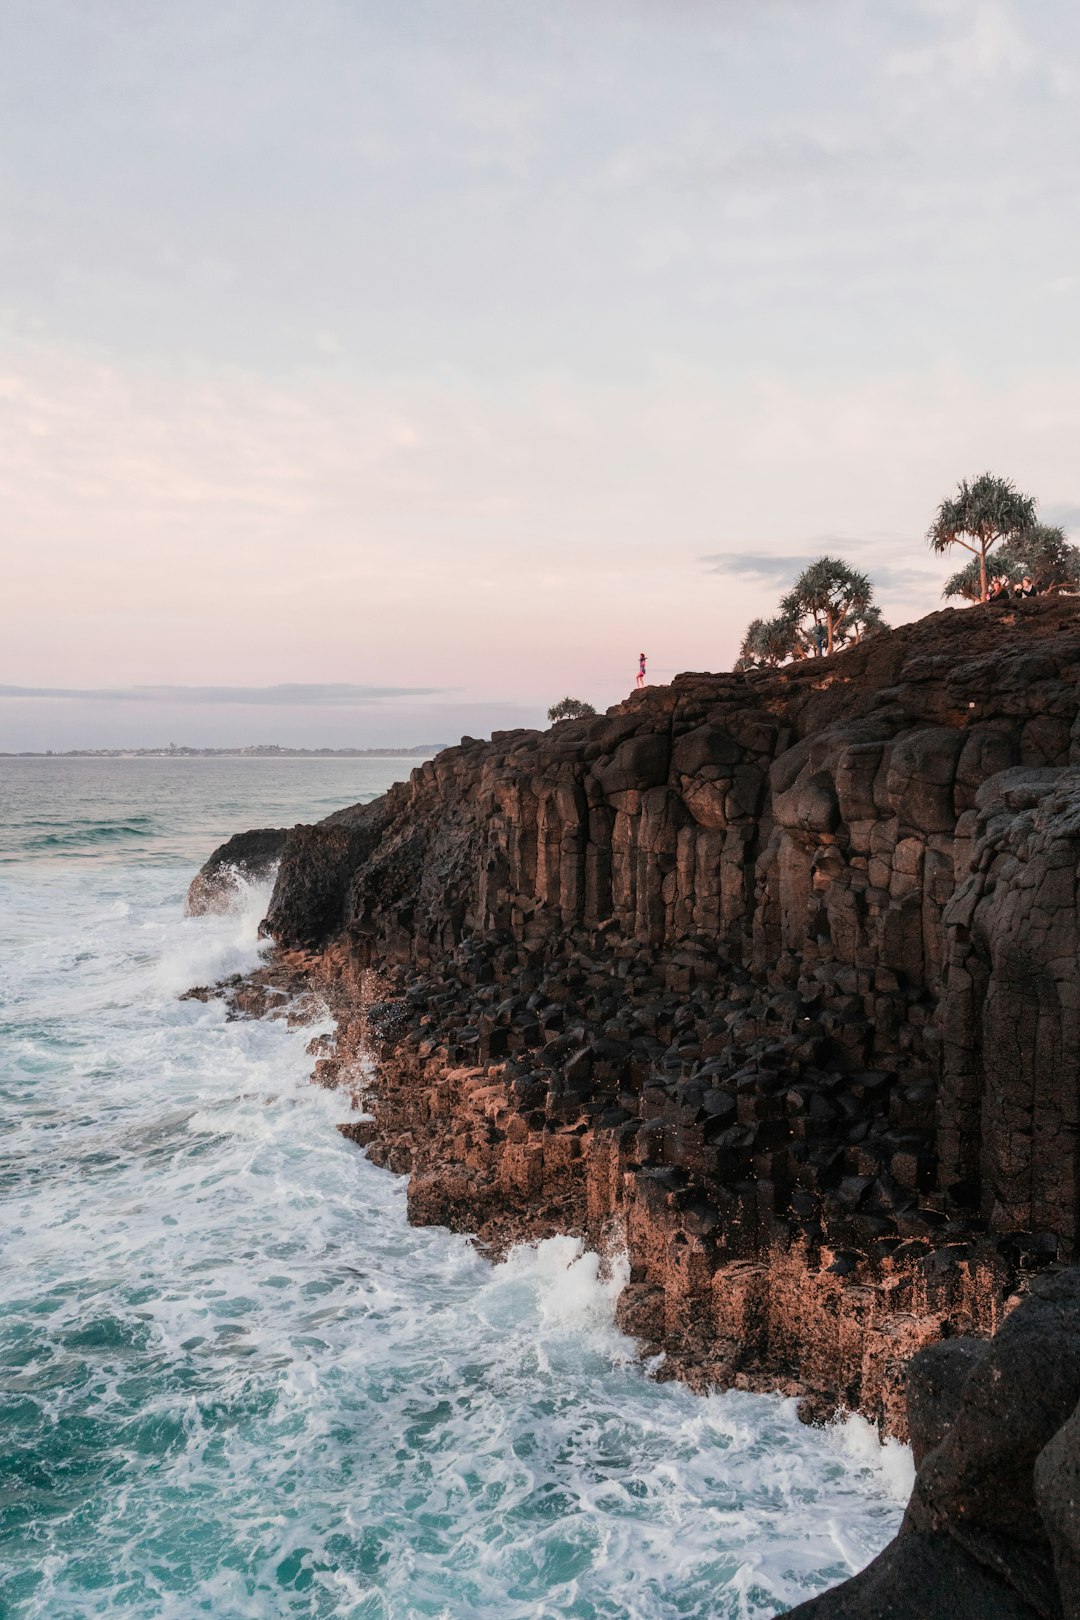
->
[0,758,911,1619]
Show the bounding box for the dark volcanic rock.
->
[263,796,398,948]
[905,1336,985,1469]
[788,1270,1080,1619]
[199,600,1080,1435]
[185,826,290,914]
[1035,1402,1080,1619]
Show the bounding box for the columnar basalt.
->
[244,598,1080,1431]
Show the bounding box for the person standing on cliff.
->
[636,652,647,689]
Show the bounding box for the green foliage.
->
[547,696,597,723]
[927,473,1038,602]
[1001,524,1080,593]
[735,558,888,669]
[780,556,882,656]
[838,601,889,646]
[734,615,799,670]
[942,523,1080,601]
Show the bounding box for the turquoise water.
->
[0,759,910,1619]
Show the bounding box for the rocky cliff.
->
[790,1269,1080,1619]
[246,597,1080,1433]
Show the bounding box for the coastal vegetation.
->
[547,696,597,722]
[735,557,888,670]
[736,475,1078,670]
[942,521,1080,601]
[926,471,1038,602]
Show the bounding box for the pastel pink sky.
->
[3,1,1079,748]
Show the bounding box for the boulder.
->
[789,1270,1080,1619]
[185,826,290,915]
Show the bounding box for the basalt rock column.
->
[258,599,1080,1419]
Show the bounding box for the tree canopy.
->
[734,615,799,670]
[927,473,1037,603]
[942,523,1080,601]
[547,696,596,722]
[735,557,888,671]
[780,556,881,656]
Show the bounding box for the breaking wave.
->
[0,760,908,1618]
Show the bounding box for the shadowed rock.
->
[195,601,1080,1433]
[788,1270,1080,1619]
[906,1336,985,1469]
[1035,1401,1080,1620]
[185,827,290,915]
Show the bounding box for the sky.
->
[2,0,1079,750]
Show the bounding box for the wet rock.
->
[197,602,1080,1443]
[790,1270,1080,1619]
[185,827,290,914]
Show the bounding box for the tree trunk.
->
[826,611,835,655]
[979,545,988,602]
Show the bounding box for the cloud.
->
[1044,503,1080,534]
[700,551,939,592]
[888,1,1036,88]
[0,683,443,706]
[700,552,813,582]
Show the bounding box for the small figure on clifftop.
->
[636,652,647,689]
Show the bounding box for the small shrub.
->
[547,696,596,723]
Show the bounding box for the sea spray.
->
[0,758,908,1619]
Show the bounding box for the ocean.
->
[0,757,911,1619]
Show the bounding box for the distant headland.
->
[0,744,450,759]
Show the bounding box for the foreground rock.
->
[788,1269,1080,1619]
[185,826,290,914]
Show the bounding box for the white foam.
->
[828,1410,916,1504]
[495,1235,631,1331]
[0,837,909,1620]
[152,872,275,995]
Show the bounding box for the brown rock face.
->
[256,598,1080,1428]
[789,1270,1080,1620]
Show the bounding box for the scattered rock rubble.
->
[190,597,1080,1435]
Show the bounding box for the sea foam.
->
[0,759,909,1619]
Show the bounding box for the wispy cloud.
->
[700,552,813,582]
[1044,502,1080,534]
[888,2,1036,87]
[700,551,939,592]
[0,684,444,706]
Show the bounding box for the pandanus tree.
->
[780,556,877,656]
[734,558,887,670]
[942,523,1080,601]
[838,601,889,646]
[927,473,1037,603]
[734,614,799,670]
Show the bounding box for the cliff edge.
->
[251,597,1080,1440]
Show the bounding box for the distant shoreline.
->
[0,745,450,759]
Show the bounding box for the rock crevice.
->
[253,599,1080,1428]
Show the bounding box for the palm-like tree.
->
[942,523,1080,601]
[839,601,889,646]
[927,473,1037,603]
[735,614,799,670]
[780,557,874,656]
